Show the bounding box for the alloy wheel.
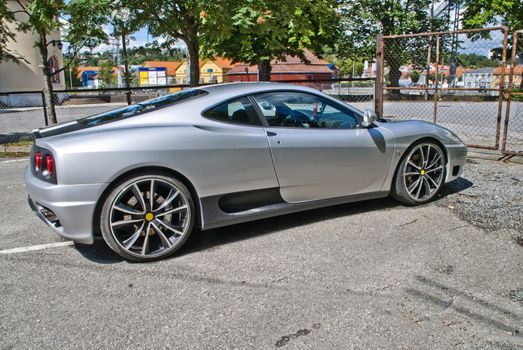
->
[108,178,191,258]
[403,143,445,202]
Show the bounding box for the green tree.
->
[9,0,111,124]
[127,42,183,65]
[410,70,420,84]
[0,1,20,62]
[456,53,499,68]
[98,60,116,87]
[337,0,445,90]
[461,0,522,32]
[63,55,82,88]
[201,0,338,81]
[128,0,215,86]
[325,55,364,78]
[461,0,523,88]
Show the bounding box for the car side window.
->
[253,92,358,129]
[203,97,261,126]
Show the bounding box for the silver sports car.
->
[25,83,467,261]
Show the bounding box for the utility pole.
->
[69,65,73,89]
[448,1,460,86]
[186,49,191,85]
[425,0,436,100]
[114,37,122,88]
[112,6,131,103]
[121,31,132,105]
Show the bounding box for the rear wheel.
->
[100,173,194,262]
[391,141,446,205]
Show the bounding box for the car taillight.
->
[46,155,54,176]
[35,152,42,172]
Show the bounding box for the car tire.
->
[391,141,446,205]
[100,173,195,262]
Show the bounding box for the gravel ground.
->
[436,156,523,237]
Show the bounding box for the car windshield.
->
[77,89,208,126]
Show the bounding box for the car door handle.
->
[266,131,277,137]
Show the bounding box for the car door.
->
[251,91,395,203]
[199,96,279,196]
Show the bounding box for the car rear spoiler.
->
[31,121,84,140]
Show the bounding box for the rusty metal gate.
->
[502,30,523,155]
[374,27,511,151]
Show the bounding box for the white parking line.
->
[0,241,74,254]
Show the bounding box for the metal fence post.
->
[501,29,522,154]
[494,27,509,150]
[433,35,440,124]
[41,91,49,126]
[374,34,383,118]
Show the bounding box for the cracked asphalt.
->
[0,157,522,349]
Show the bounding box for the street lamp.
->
[48,40,63,50]
[112,8,132,104]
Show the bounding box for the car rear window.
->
[77,89,208,126]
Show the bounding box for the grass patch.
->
[4,139,33,147]
[0,152,29,158]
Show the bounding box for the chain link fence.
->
[375,27,516,151]
[0,79,374,144]
[0,91,46,143]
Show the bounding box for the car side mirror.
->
[362,109,377,128]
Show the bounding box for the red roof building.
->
[226,49,336,83]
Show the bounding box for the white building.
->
[0,0,65,93]
[462,67,495,89]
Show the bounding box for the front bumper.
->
[445,143,467,183]
[25,166,107,244]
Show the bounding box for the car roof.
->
[197,82,322,99]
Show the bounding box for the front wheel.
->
[391,141,446,205]
[100,173,195,262]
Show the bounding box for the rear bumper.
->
[445,143,467,183]
[25,166,106,244]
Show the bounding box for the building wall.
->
[226,72,332,83]
[492,72,523,89]
[175,60,230,84]
[200,61,226,84]
[0,0,65,92]
[175,62,189,84]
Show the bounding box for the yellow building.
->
[175,57,235,84]
[492,66,523,89]
[0,0,65,92]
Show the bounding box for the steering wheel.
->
[291,110,310,122]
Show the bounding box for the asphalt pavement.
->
[0,158,522,349]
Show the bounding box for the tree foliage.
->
[98,59,116,87]
[461,0,523,32]
[337,0,442,61]
[128,0,211,86]
[201,0,338,80]
[409,70,420,84]
[127,43,184,65]
[0,1,20,62]
[325,55,364,77]
[337,0,446,90]
[456,53,499,68]
[7,0,116,123]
